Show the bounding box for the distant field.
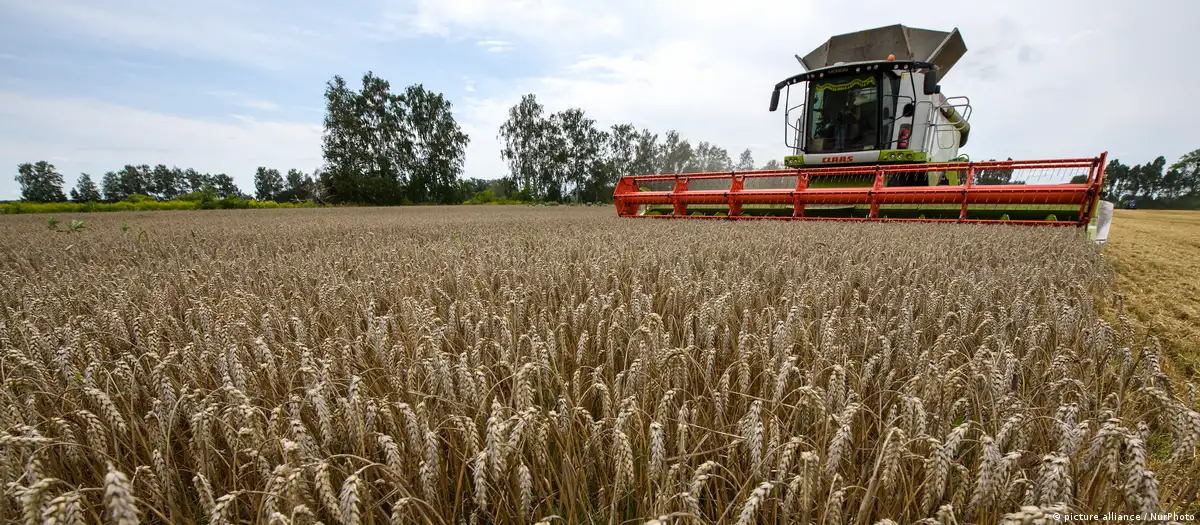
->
[1104,209,1200,380]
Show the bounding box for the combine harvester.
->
[613,24,1114,242]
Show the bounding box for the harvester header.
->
[613,24,1113,241]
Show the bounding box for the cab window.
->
[807,73,879,153]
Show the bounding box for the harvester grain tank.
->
[613,24,1112,243]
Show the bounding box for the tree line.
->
[13,160,320,204]
[1102,152,1200,208]
[11,71,476,206]
[10,76,1200,209]
[496,93,768,202]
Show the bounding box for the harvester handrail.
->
[623,170,798,183]
[618,157,1101,183]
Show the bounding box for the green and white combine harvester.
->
[612,24,1114,244]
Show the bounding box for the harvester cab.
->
[613,24,1112,244]
[769,24,971,178]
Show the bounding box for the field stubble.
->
[0,206,1197,524]
[1103,210,1200,380]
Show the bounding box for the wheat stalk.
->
[104,462,139,525]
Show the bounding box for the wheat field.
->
[1104,210,1200,381]
[0,206,1197,525]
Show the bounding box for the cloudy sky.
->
[0,0,1195,199]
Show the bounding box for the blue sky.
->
[1,0,1197,199]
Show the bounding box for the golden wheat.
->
[0,206,1197,524]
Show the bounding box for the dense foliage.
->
[1103,152,1200,209]
[497,94,760,203]
[320,73,470,206]
[15,162,67,203]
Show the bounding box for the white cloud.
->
[476,40,514,53]
[0,0,352,70]
[207,90,281,111]
[0,92,322,198]
[398,0,626,44]
[449,0,1200,181]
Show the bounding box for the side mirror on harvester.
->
[923,71,939,95]
[769,89,781,112]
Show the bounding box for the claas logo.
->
[821,155,854,163]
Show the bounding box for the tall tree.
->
[169,167,186,198]
[608,124,637,178]
[321,73,406,205]
[687,141,733,173]
[211,174,240,198]
[658,130,692,175]
[554,108,605,202]
[1170,149,1200,196]
[1124,163,1147,199]
[282,169,314,201]
[15,161,67,202]
[183,169,209,194]
[319,72,464,205]
[1161,167,1184,199]
[975,158,1015,185]
[403,84,470,203]
[736,149,756,171]
[1134,156,1167,198]
[70,173,101,202]
[357,72,409,204]
[101,171,123,202]
[499,94,551,199]
[254,167,285,201]
[597,123,637,201]
[1102,159,1131,200]
[120,165,152,197]
[629,129,660,176]
[761,159,783,170]
[537,113,569,201]
[151,164,181,200]
[309,167,330,203]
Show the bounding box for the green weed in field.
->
[0,197,323,215]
